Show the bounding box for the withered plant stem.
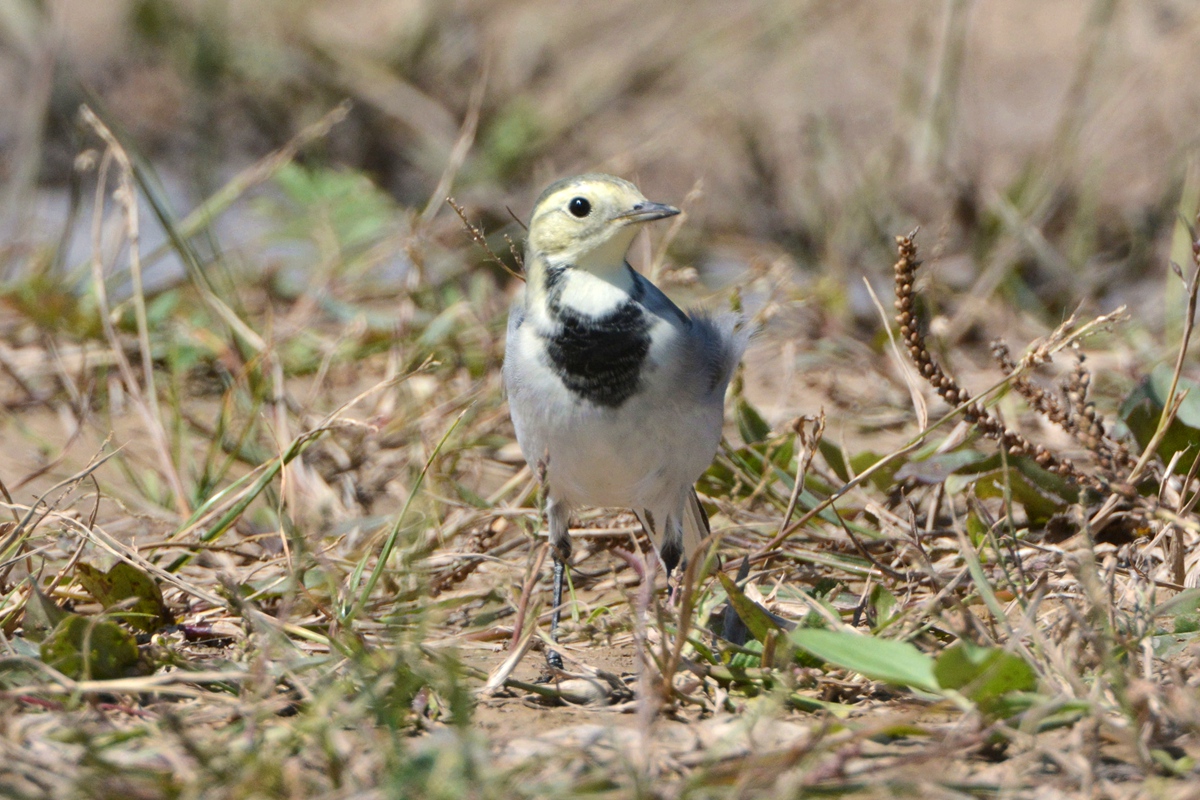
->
[892,231,1099,488]
[991,342,1136,475]
[447,197,524,281]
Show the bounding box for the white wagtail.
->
[503,174,749,667]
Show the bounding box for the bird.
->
[502,173,749,668]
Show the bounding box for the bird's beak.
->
[614,201,680,224]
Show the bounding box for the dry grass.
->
[2,2,1200,798]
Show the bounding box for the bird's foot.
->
[664,572,685,607]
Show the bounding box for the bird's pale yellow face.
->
[527,174,679,275]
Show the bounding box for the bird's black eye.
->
[568,197,591,218]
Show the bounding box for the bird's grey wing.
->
[685,311,751,400]
[502,287,529,395]
[506,288,527,338]
[630,268,750,400]
[631,269,690,327]
[682,487,711,557]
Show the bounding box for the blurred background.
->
[4,0,1200,316]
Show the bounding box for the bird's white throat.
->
[551,264,637,318]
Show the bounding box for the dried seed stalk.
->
[892,231,1095,485]
[991,341,1136,475]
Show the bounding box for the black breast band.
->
[543,300,650,408]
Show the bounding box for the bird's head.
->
[527,174,679,276]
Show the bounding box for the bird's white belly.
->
[504,298,729,514]
[511,367,721,510]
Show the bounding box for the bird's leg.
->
[546,498,571,670]
[659,530,683,605]
[548,556,566,670]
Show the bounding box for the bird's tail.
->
[635,489,712,577]
[683,487,711,555]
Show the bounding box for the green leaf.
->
[259,164,398,261]
[771,437,795,470]
[965,511,989,547]
[727,639,764,668]
[22,584,69,643]
[1152,587,1200,619]
[735,398,772,444]
[699,459,737,496]
[40,614,142,680]
[478,99,545,180]
[717,572,785,647]
[76,562,173,633]
[849,450,903,491]
[1010,456,1080,503]
[933,642,1037,716]
[789,692,855,717]
[818,440,850,482]
[1120,363,1200,473]
[872,723,934,740]
[973,473,1055,526]
[1151,748,1196,777]
[868,584,898,629]
[965,455,1078,526]
[1153,632,1200,660]
[789,628,938,692]
[21,585,67,647]
[895,449,990,484]
[145,289,180,327]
